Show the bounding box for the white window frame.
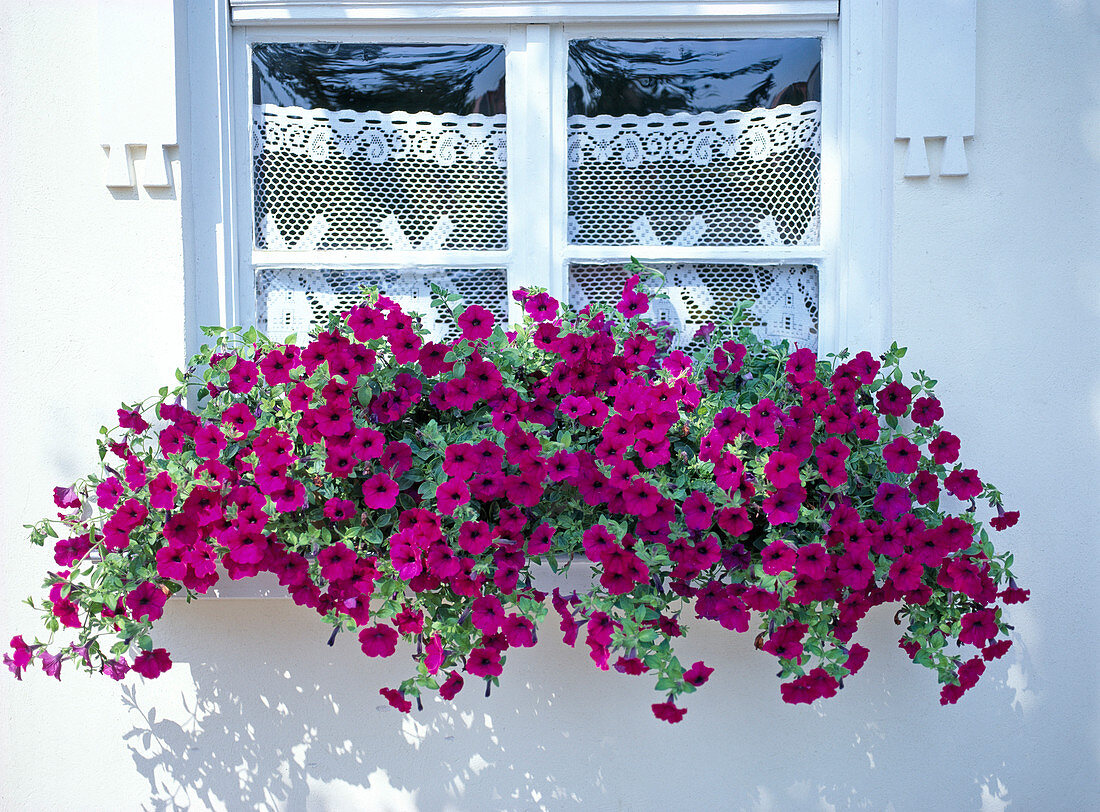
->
[183,0,893,362]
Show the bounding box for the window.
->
[184,2,890,358]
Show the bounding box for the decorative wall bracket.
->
[895,0,977,177]
[102,143,177,190]
[98,0,178,192]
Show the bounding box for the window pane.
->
[567,39,821,247]
[256,266,509,343]
[252,43,507,251]
[569,262,819,351]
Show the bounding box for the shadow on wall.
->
[120,599,1031,812]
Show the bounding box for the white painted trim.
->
[184,0,242,361]
[563,246,827,264]
[836,0,894,353]
[231,1,839,25]
[252,249,514,268]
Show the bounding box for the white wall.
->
[1,1,1097,809]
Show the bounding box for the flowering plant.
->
[11,268,1026,721]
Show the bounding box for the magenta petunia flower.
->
[117,408,151,434]
[958,608,998,647]
[439,670,465,699]
[125,581,168,623]
[466,646,503,678]
[928,430,960,464]
[651,700,687,723]
[682,490,716,531]
[785,347,817,385]
[471,595,505,633]
[457,305,495,341]
[435,478,470,516]
[148,472,177,511]
[761,540,797,575]
[764,451,802,489]
[945,468,983,500]
[762,484,805,526]
[883,437,921,475]
[359,624,399,658]
[874,483,911,520]
[875,381,913,417]
[908,470,940,505]
[362,474,399,510]
[683,660,714,686]
[227,357,260,394]
[911,396,944,427]
[379,686,412,713]
[132,648,172,679]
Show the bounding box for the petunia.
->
[379,687,412,713]
[125,581,168,623]
[651,700,687,723]
[928,430,961,465]
[457,305,495,341]
[362,474,399,510]
[132,648,173,679]
[945,468,983,501]
[683,660,714,687]
[875,381,913,417]
[466,647,503,678]
[883,437,921,475]
[359,624,399,658]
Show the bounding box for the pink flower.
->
[194,424,227,460]
[762,484,805,526]
[909,470,940,504]
[651,700,687,723]
[928,430,961,465]
[945,468,983,500]
[959,608,998,647]
[683,660,714,686]
[874,483,911,520]
[439,670,465,699]
[221,403,257,439]
[682,491,715,531]
[457,305,495,341]
[764,451,802,489]
[435,478,470,515]
[358,624,399,657]
[785,348,817,385]
[117,408,151,434]
[227,358,259,394]
[132,648,172,678]
[883,437,921,475]
[875,381,912,417]
[362,474,399,510]
[125,582,168,622]
[149,472,177,511]
[323,498,357,522]
[379,687,412,713]
[96,477,124,510]
[761,540,796,575]
[471,595,505,633]
[466,647,503,678]
[911,396,944,427]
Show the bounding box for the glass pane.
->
[569,262,819,352]
[567,39,821,247]
[256,267,509,343]
[251,43,507,251]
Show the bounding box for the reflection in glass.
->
[253,43,505,114]
[568,38,819,116]
[250,43,508,252]
[566,38,822,248]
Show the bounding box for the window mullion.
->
[506,24,553,323]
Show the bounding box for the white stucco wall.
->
[1,1,1097,809]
